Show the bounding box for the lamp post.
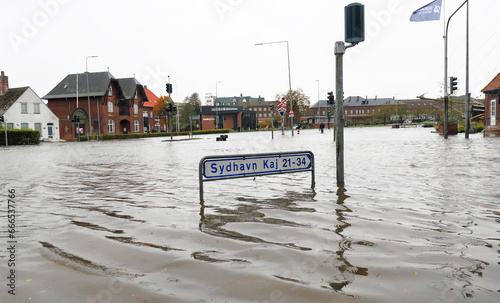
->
[255,41,293,136]
[215,81,222,129]
[315,80,320,124]
[86,55,98,141]
[443,0,468,139]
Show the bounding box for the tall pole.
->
[335,42,345,184]
[315,80,320,124]
[215,81,222,129]
[465,0,470,139]
[86,56,98,141]
[444,0,468,139]
[286,41,294,137]
[76,72,80,141]
[168,75,172,140]
[255,41,293,136]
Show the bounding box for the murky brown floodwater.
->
[1,126,499,303]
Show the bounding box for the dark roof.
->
[43,71,114,99]
[0,87,29,115]
[481,72,500,93]
[116,78,148,102]
[310,96,398,108]
[216,96,265,105]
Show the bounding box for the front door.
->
[47,124,53,138]
[491,99,497,126]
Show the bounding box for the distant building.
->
[199,105,256,131]
[215,95,277,124]
[43,71,149,140]
[307,96,442,126]
[143,85,165,132]
[481,72,500,127]
[0,71,60,141]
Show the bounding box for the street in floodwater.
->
[0,127,499,303]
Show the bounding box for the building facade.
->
[0,72,60,140]
[44,72,149,140]
[0,86,60,141]
[199,106,256,130]
[481,72,500,127]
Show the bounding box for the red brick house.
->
[44,72,148,140]
[481,72,500,133]
[143,85,165,132]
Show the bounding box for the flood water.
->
[1,126,499,303]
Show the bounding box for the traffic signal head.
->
[0,116,4,122]
[327,91,335,105]
[167,103,173,112]
[166,83,173,94]
[450,77,458,94]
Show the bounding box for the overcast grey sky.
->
[1,0,499,104]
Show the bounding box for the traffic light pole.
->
[335,42,345,185]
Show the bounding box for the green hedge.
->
[78,129,230,141]
[0,129,40,145]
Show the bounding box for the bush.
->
[422,121,435,128]
[77,129,230,141]
[0,129,40,145]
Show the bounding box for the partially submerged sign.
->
[199,151,315,202]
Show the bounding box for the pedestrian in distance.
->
[319,122,325,133]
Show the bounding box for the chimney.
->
[0,71,9,95]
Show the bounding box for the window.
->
[34,103,40,114]
[108,120,115,133]
[7,123,14,129]
[108,85,113,96]
[259,113,262,118]
[134,104,139,115]
[263,113,267,118]
[21,103,28,114]
[134,120,140,132]
[34,123,42,134]
[150,112,153,118]
[21,123,29,129]
[108,102,114,113]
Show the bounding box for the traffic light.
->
[327,91,335,105]
[167,103,173,112]
[75,116,80,123]
[0,116,4,122]
[270,104,274,112]
[166,83,173,94]
[449,77,458,94]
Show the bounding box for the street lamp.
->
[86,55,98,141]
[315,80,320,124]
[255,41,294,136]
[215,81,222,129]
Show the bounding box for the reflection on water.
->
[0,127,499,302]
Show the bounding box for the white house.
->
[0,86,60,141]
